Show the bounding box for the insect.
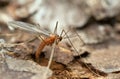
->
[8,21,68,63]
[8,21,101,77]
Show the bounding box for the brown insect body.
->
[35,34,62,62]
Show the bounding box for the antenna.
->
[54,21,58,34]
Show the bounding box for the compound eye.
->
[61,37,62,41]
[59,37,62,41]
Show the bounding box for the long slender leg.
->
[47,39,56,68]
[62,29,100,76]
[62,29,83,40]
[46,21,58,66]
[60,29,64,37]
[42,22,58,78]
[62,29,80,55]
[42,38,57,79]
[45,21,58,67]
[61,29,70,39]
[46,21,58,67]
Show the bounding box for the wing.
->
[8,21,50,36]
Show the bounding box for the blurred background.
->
[0,0,120,43]
[0,0,120,79]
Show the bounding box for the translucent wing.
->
[8,21,51,36]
